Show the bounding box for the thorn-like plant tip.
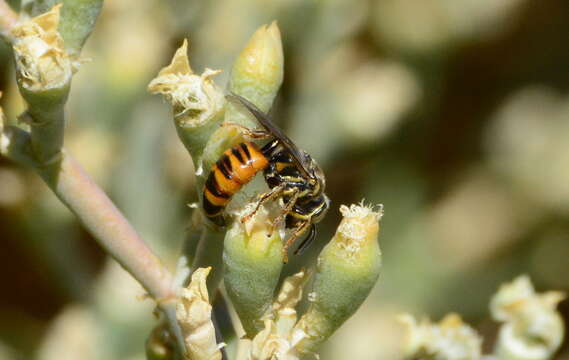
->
[399,313,483,360]
[12,4,74,92]
[293,202,383,355]
[176,267,223,360]
[491,275,566,360]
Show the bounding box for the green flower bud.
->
[223,205,284,337]
[229,21,284,116]
[202,21,284,173]
[294,203,383,354]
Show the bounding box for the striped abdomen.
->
[203,142,269,226]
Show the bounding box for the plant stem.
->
[7,126,173,298]
[1,125,185,353]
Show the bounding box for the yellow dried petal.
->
[176,267,223,360]
[270,270,309,337]
[272,270,308,318]
[156,39,193,77]
[249,320,300,360]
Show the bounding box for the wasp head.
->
[301,151,326,194]
[312,193,330,223]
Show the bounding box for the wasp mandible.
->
[202,93,330,259]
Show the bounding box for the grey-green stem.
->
[0,125,185,354]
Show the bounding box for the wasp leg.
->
[241,183,286,224]
[269,188,300,235]
[221,122,271,139]
[282,220,311,263]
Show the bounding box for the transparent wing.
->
[226,93,312,178]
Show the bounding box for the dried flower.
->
[148,39,225,163]
[244,270,310,360]
[399,313,482,360]
[294,202,383,355]
[491,275,565,360]
[177,267,224,360]
[12,4,74,93]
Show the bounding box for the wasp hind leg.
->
[241,183,286,224]
[221,122,271,139]
[282,220,311,263]
[269,188,300,235]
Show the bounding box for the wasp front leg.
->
[221,122,271,139]
[241,183,286,224]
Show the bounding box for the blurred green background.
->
[1,0,568,359]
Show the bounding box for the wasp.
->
[202,93,330,259]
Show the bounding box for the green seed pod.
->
[294,203,383,355]
[223,205,284,337]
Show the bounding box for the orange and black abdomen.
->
[203,142,269,226]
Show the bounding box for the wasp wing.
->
[226,93,312,178]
